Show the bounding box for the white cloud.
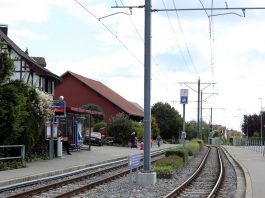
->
[0,0,54,23]
[3,0,265,132]
[10,29,49,41]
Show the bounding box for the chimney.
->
[0,24,8,35]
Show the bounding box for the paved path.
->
[224,145,265,198]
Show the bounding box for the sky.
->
[1,0,265,132]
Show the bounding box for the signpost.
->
[128,154,141,196]
[180,89,188,147]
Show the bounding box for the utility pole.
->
[180,79,216,139]
[197,78,200,139]
[143,0,151,173]
[200,92,218,139]
[202,107,225,142]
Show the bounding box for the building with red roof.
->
[54,71,144,123]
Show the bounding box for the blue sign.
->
[180,96,188,104]
[128,154,141,169]
[52,100,65,116]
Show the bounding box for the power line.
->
[118,0,180,91]
[172,0,198,74]
[74,0,143,66]
[74,0,177,98]
[161,0,193,74]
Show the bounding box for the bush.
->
[185,139,204,156]
[152,155,183,177]
[107,113,133,146]
[93,122,107,132]
[0,160,26,171]
[185,142,200,156]
[165,148,188,162]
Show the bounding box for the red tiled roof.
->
[62,71,144,118]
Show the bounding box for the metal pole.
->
[259,98,263,146]
[197,78,200,138]
[200,91,203,139]
[183,104,185,132]
[143,0,151,172]
[49,120,54,160]
[210,107,213,133]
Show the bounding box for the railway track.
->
[2,150,166,198]
[165,146,224,198]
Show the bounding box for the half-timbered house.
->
[0,25,61,98]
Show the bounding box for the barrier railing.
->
[233,139,265,156]
[0,145,25,161]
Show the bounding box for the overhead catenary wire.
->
[74,0,178,99]
[172,0,199,74]
[161,0,193,74]
[118,0,180,92]
[74,0,143,66]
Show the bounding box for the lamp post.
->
[237,108,249,139]
[259,98,263,146]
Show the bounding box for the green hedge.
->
[165,148,188,162]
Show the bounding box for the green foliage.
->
[93,121,107,132]
[241,113,265,138]
[0,51,53,152]
[152,155,183,174]
[165,148,188,162]
[81,104,104,127]
[107,113,133,146]
[0,160,26,171]
[253,131,260,138]
[185,120,209,142]
[151,102,182,139]
[131,121,144,139]
[0,52,15,84]
[186,120,197,139]
[0,80,51,149]
[151,116,160,138]
[185,140,202,156]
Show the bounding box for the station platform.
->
[0,143,177,188]
[223,145,265,198]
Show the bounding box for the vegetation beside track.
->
[153,139,204,178]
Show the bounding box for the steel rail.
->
[208,147,224,198]
[164,146,224,198]
[6,149,169,198]
[1,147,172,193]
[164,147,211,198]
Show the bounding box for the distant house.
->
[225,129,242,137]
[0,25,61,98]
[54,71,144,122]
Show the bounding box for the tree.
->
[151,102,182,139]
[107,113,133,146]
[186,120,197,140]
[0,50,53,151]
[151,116,160,139]
[81,104,104,129]
[241,113,264,138]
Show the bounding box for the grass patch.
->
[152,155,184,178]
[185,139,204,156]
